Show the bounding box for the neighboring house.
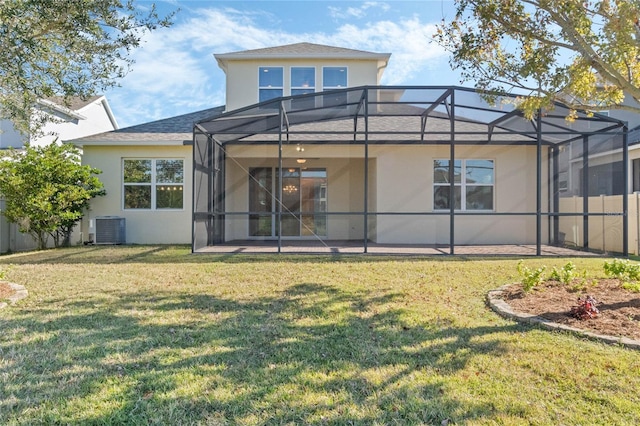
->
[70,43,631,255]
[0,95,118,253]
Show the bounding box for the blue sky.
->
[108,0,462,128]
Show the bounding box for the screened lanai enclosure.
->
[193,86,629,255]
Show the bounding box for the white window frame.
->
[258,66,284,103]
[291,67,316,95]
[322,66,348,90]
[433,159,495,212]
[123,158,184,211]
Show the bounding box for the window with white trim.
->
[123,159,184,210]
[433,159,494,211]
[322,66,348,108]
[291,67,315,95]
[259,66,283,102]
[323,66,347,89]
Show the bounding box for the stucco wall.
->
[224,144,368,241]
[224,58,382,112]
[36,98,116,147]
[370,144,549,245]
[81,145,192,245]
[220,143,550,245]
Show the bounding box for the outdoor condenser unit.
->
[93,216,126,245]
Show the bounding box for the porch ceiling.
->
[194,86,626,146]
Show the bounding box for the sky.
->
[107,0,462,128]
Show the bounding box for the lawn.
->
[0,246,639,425]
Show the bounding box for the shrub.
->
[517,260,546,292]
[550,261,577,285]
[603,259,640,292]
[569,295,599,320]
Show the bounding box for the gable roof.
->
[37,95,118,129]
[69,105,225,146]
[215,42,391,71]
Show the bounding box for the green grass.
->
[1,246,639,425]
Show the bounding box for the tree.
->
[0,143,105,249]
[435,0,640,119]
[0,0,173,136]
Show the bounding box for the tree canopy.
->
[0,0,173,135]
[0,143,105,249]
[435,0,640,119]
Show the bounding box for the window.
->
[433,159,494,210]
[259,67,283,103]
[124,159,184,210]
[322,66,348,107]
[323,66,347,89]
[291,67,315,95]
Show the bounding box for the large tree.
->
[435,0,640,118]
[0,0,173,135]
[0,143,105,249]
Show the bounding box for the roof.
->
[195,86,627,147]
[69,105,225,145]
[215,42,391,72]
[44,95,103,111]
[216,42,390,59]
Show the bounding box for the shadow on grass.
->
[0,245,539,267]
[0,282,521,425]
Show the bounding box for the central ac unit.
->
[93,216,126,244]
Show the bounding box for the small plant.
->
[569,295,599,320]
[603,259,640,290]
[603,259,640,281]
[550,261,577,285]
[517,260,546,292]
[569,270,598,292]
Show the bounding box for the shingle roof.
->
[44,95,103,111]
[215,42,390,60]
[69,105,225,144]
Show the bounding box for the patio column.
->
[624,124,629,257]
[582,135,589,249]
[449,90,456,255]
[536,109,542,256]
[277,103,284,253]
[364,89,369,254]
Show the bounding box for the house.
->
[70,43,629,255]
[0,96,118,253]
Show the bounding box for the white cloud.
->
[108,5,451,127]
[328,2,391,20]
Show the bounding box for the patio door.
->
[249,167,327,238]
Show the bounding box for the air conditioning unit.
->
[93,216,126,245]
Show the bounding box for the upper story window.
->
[323,66,347,90]
[123,159,184,210]
[291,67,315,95]
[259,67,283,103]
[433,159,494,211]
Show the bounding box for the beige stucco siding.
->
[221,143,549,244]
[81,145,192,244]
[225,59,382,111]
[224,145,367,240]
[371,144,549,244]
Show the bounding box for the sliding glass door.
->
[249,167,327,238]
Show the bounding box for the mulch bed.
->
[501,279,640,341]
